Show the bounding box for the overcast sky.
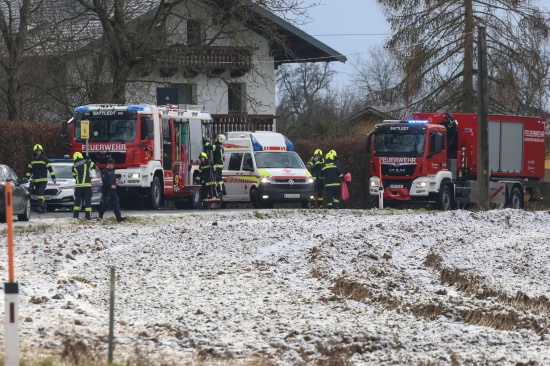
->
[298,0,391,87]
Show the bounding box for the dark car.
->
[0,164,31,222]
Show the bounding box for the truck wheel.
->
[436,185,452,211]
[146,176,162,210]
[250,187,261,209]
[508,187,524,209]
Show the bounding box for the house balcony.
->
[137,45,253,78]
[212,114,275,133]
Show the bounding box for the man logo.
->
[288,179,294,185]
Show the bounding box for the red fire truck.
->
[366,112,546,209]
[62,104,214,209]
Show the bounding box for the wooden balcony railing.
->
[154,45,252,70]
[212,114,275,134]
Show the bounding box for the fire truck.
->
[366,112,546,210]
[62,104,215,209]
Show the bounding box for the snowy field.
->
[1,208,550,365]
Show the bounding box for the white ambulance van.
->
[221,131,315,208]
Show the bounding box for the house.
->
[123,1,347,133]
[342,106,399,136]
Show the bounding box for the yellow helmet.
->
[329,149,337,158]
[314,149,322,156]
[199,152,208,159]
[33,144,43,152]
[218,134,226,143]
[325,152,333,160]
[73,152,83,161]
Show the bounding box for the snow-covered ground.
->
[1,209,550,365]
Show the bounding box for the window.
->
[180,84,196,105]
[187,20,201,45]
[228,153,243,171]
[228,83,245,113]
[242,153,253,171]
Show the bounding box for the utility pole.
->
[477,26,490,210]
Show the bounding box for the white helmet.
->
[218,134,226,143]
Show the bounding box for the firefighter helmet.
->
[199,152,208,159]
[314,149,322,157]
[73,152,83,161]
[329,149,337,158]
[33,144,43,153]
[218,134,226,143]
[325,152,333,160]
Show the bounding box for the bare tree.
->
[376,0,550,113]
[353,45,402,106]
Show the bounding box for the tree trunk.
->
[462,0,475,112]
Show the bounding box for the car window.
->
[51,164,74,179]
[5,166,17,181]
[227,153,243,171]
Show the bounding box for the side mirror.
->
[365,131,373,154]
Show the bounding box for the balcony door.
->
[156,85,196,106]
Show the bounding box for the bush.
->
[0,120,71,177]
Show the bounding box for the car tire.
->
[17,197,31,221]
[301,201,312,209]
[250,187,261,209]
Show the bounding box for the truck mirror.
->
[147,118,155,140]
[365,132,373,154]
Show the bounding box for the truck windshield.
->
[374,131,426,157]
[254,152,305,169]
[74,116,137,143]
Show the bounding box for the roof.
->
[246,2,347,66]
[342,106,400,125]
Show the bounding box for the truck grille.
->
[382,164,416,176]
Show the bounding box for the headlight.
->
[416,181,428,188]
[130,173,140,179]
[369,181,378,187]
[306,177,314,184]
[59,186,75,191]
[261,176,275,184]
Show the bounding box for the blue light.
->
[408,120,429,124]
[75,105,90,111]
[126,105,148,111]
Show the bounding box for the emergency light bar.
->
[408,120,429,124]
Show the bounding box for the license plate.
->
[390,185,403,189]
[284,194,300,198]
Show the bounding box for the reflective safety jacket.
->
[196,160,214,185]
[321,158,342,187]
[26,155,55,183]
[204,140,225,170]
[307,157,324,178]
[72,158,96,188]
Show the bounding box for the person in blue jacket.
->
[98,158,126,222]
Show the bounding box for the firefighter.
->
[204,134,226,195]
[25,144,56,213]
[196,152,215,207]
[321,152,342,209]
[72,152,99,220]
[98,158,126,222]
[307,149,324,208]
